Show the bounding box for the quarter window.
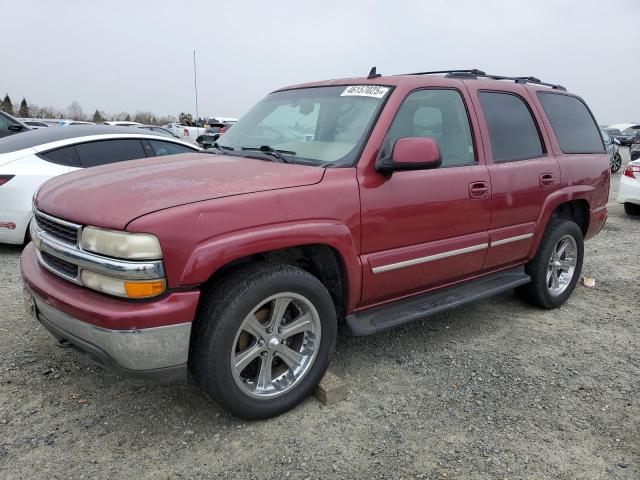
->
[148,140,196,156]
[40,146,81,167]
[479,92,544,162]
[537,92,604,154]
[75,139,147,167]
[385,89,475,167]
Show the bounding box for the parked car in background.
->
[165,122,205,142]
[21,70,609,419]
[630,135,640,162]
[19,119,49,129]
[0,126,199,244]
[600,128,622,173]
[605,123,636,142]
[195,123,230,148]
[135,124,182,139]
[616,125,640,146]
[101,121,143,127]
[0,111,31,138]
[618,159,640,215]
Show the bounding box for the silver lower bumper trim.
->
[29,290,191,376]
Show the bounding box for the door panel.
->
[358,87,491,306]
[359,165,491,304]
[465,82,560,269]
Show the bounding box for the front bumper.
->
[21,243,200,381]
[25,285,191,381]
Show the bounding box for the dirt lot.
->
[1,154,638,480]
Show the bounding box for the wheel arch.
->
[528,187,592,258]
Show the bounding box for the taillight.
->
[183,128,189,136]
[0,175,14,187]
[623,164,640,179]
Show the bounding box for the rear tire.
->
[516,219,584,309]
[624,202,640,216]
[189,263,337,420]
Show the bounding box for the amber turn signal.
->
[124,280,166,298]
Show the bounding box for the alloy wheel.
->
[230,292,321,399]
[546,234,578,296]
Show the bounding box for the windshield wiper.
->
[240,145,296,163]
[212,142,234,152]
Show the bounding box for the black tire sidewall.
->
[195,265,337,419]
[528,220,584,309]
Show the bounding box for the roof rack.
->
[396,69,566,91]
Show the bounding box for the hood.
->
[35,153,325,230]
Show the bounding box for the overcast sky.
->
[3,0,639,124]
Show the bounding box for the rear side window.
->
[75,139,147,167]
[537,92,604,154]
[479,91,544,162]
[40,146,81,167]
[148,140,195,156]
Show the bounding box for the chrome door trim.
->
[371,243,489,274]
[490,233,533,247]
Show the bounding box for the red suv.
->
[21,69,609,419]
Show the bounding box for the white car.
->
[0,126,200,244]
[101,121,143,127]
[618,160,640,215]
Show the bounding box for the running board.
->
[346,266,530,336]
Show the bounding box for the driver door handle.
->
[469,181,489,199]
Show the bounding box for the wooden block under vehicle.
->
[315,370,347,405]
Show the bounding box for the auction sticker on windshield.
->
[341,85,389,98]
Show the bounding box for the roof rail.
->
[397,69,566,91]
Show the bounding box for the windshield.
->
[622,127,640,136]
[216,85,390,166]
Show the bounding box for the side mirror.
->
[8,124,25,132]
[376,137,442,172]
[613,138,621,146]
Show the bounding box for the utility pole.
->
[193,50,200,126]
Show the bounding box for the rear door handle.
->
[539,173,555,188]
[469,181,489,199]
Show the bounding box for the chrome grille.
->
[40,251,79,279]
[34,210,80,245]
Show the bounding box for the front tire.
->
[189,263,337,420]
[516,219,584,309]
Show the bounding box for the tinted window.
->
[148,140,195,156]
[40,146,81,167]
[385,89,475,167]
[479,92,544,162]
[75,139,147,167]
[537,92,604,154]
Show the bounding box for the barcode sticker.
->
[340,85,389,98]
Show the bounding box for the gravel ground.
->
[1,154,638,479]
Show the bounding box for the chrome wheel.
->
[611,153,622,173]
[230,292,321,399]
[546,234,577,296]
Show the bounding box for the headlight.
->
[80,227,162,260]
[81,271,166,299]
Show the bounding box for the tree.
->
[1,94,13,115]
[179,112,193,125]
[19,98,29,117]
[66,101,84,121]
[92,109,104,123]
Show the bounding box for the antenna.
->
[193,50,200,126]
[367,66,381,79]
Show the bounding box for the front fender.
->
[179,220,362,310]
